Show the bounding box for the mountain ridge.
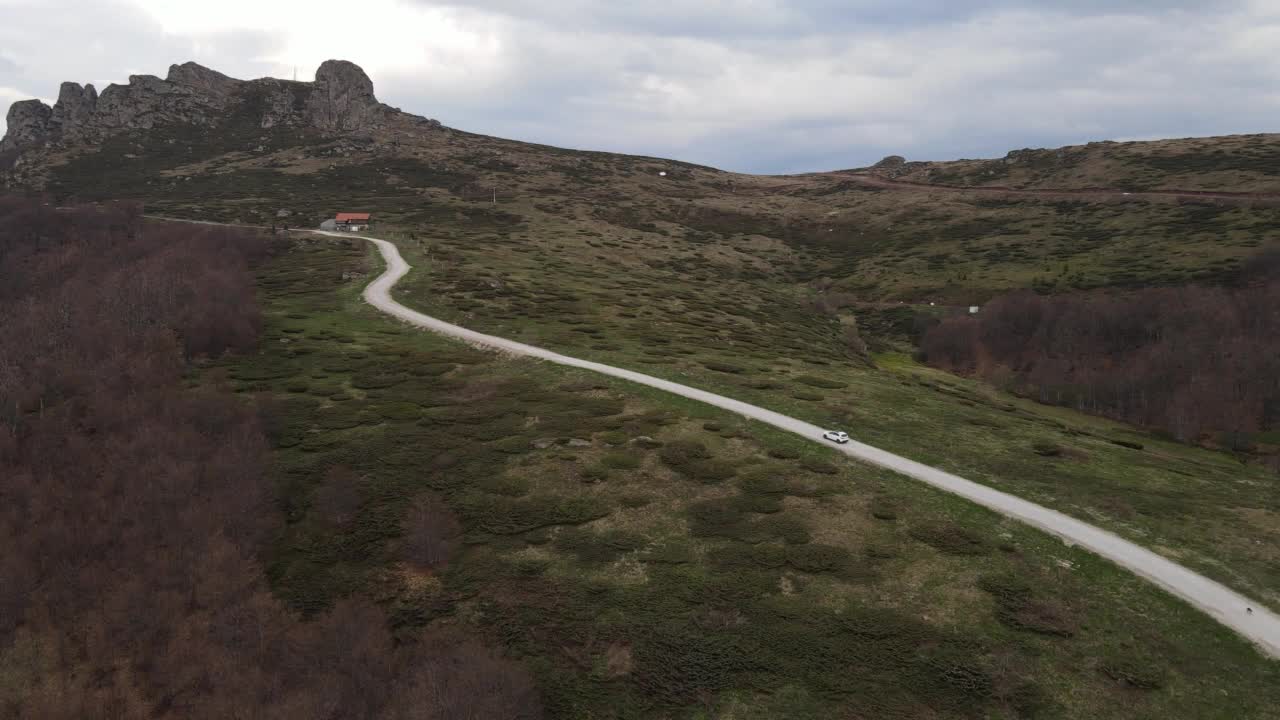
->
[0,59,431,159]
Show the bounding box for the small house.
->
[335,212,372,232]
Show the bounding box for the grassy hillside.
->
[232,234,1280,718]
[10,110,1277,306]
[870,133,1280,193]
[11,110,1277,606]
[382,220,1280,611]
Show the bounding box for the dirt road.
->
[320,228,1280,659]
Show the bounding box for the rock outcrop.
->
[307,60,387,132]
[51,82,98,131]
[1,100,53,152]
[0,59,393,154]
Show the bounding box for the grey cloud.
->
[373,1,1279,172]
[3,0,1276,174]
[424,0,1241,37]
[0,1,281,107]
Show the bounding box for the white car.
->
[823,430,850,444]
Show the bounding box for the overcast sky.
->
[1,0,1277,173]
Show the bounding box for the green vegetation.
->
[219,235,1280,718]
[386,217,1280,612]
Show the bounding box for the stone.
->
[306,59,386,132]
[531,438,556,450]
[276,209,292,218]
[1,100,53,151]
[166,62,239,100]
[566,438,592,448]
[51,83,98,131]
[873,155,906,168]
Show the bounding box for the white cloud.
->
[1,0,1278,172]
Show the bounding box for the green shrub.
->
[686,459,737,483]
[660,439,712,468]
[619,493,652,508]
[1100,654,1165,689]
[757,516,812,544]
[869,499,898,521]
[792,392,825,402]
[687,499,746,539]
[601,452,642,470]
[477,475,531,497]
[795,375,849,389]
[580,465,610,483]
[739,474,788,496]
[645,539,695,565]
[910,522,989,555]
[800,458,839,475]
[767,448,801,460]
[1031,441,1064,457]
[377,402,422,422]
[732,493,783,514]
[750,543,788,568]
[351,371,406,390]
[786,544,851,573]
[703,360,747,374]
[978,573,1077,637]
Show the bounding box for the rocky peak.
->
[1,100,54,152]
[307,60,386,132]
[1,59,396,157]
[52,82,98,130]
[166,62,241,99]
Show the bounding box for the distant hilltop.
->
[0,59,430,155]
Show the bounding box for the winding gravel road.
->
[318,229,1280,659]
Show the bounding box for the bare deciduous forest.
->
[921,248,1280,455]
[0,198,540,719]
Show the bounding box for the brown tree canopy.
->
[0,198,541,719]
[920,256,1280,449]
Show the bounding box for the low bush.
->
[1032,441,1064,457]
[703,360,747,374]
[795,375,849,389]
[800,459,839,475]
[601,452,642,470]
[978,573,1077,637]
[660,439,712,468]
[910,521,990,555]
[785,544,852,573]
[686,459,738,483]
[757,516,812,544]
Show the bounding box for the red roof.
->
[336,213,371,222]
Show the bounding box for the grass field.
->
[377,213,1280,614]
[872,133,1280,194]
[215,234,1280,718]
